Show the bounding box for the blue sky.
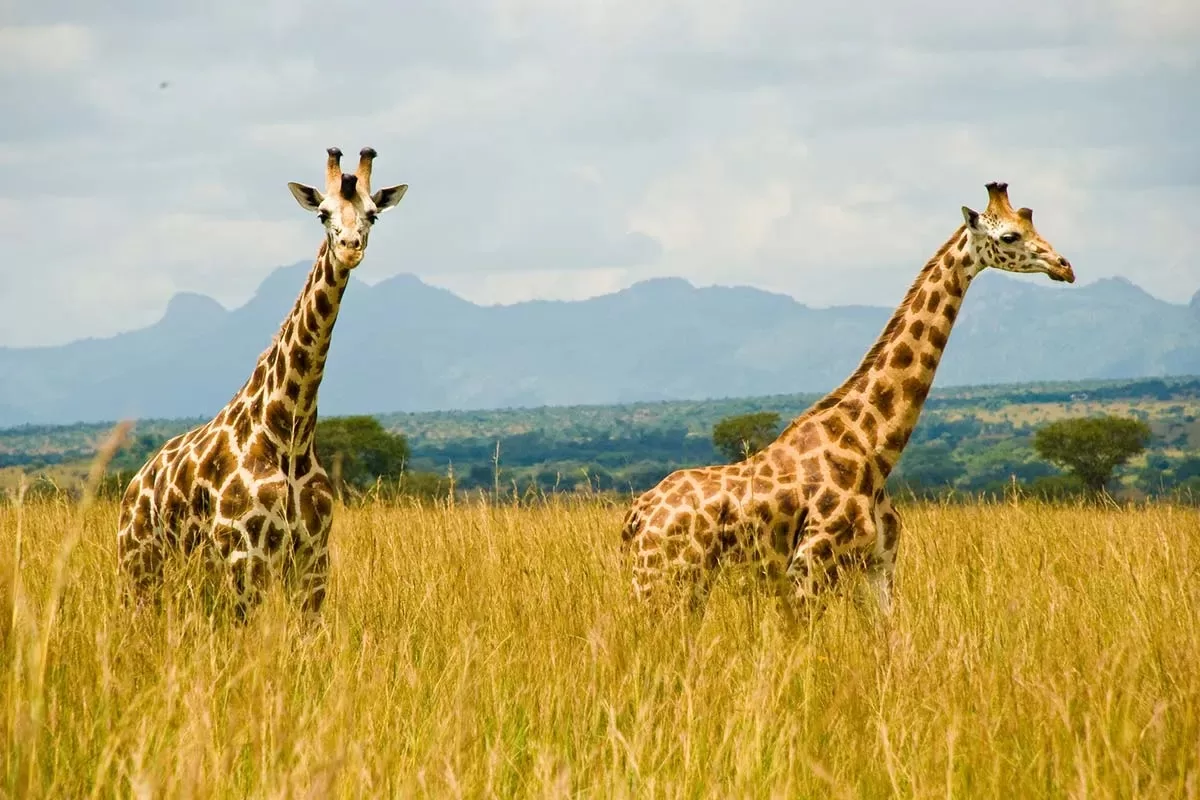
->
[2,0,1197,347]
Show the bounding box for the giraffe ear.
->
[961,205,981,230]
[288,182,324,212]
[372,184,408,212]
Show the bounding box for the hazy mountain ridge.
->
[0,263,1197,426]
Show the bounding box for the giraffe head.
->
[287,146,408,268]
[960,182,1075,283]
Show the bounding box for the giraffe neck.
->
[804,225,978,475]
[235,240,351,454]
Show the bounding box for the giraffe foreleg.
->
[782,496,878,616]
[288,476,334,619]
[228,550,269,621]
[867,493,902,615]
[291,537,330,619]
[212,518,271,621]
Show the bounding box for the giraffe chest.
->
[152,457,333,553]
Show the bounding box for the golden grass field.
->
[2,494,1199,798]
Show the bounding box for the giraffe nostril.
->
[1058,256,1071,267]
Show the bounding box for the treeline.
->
[408,426,718,493]
[891,411,1200,500]
[924,377,1200,411]
[2,376,1198,502]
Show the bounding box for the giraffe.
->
[116,146,409,618]
[621,182,1075,615]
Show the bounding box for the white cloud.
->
[629,126,805,264]
[0,196,310,346]
[0,25,95,73]
[0,0,1197,346]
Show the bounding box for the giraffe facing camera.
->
[116,147,409,619]
[286,146,407,269]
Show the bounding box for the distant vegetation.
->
[1032,416,1153,495]
[1,376,1198,503]
[711,411,782,462]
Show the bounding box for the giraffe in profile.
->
[117,147,408,618]
[621,182,1076,614]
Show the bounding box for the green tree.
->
[712,411,782,462]
[1033,415,1152,494]
[315,416,411,490]
[892,443,966,493]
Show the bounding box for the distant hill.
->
[1,262,1198,426]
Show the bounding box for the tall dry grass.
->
[2,491,1198,798]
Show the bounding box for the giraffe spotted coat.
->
[117,147,408,617]
[622,182,1076,613]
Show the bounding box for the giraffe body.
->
[117,147,408,617]
[622,182,1075,613]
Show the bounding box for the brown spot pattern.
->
[870,381,896,418]
[619,222,979,608]
[890,343,914,369]
[901,377,929,403]
[826,452,859,489]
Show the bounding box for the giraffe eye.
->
[999,232,1021,244]
[366,212,378,224]
[318,211,331,224]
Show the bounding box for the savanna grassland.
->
[2,494,1199,798]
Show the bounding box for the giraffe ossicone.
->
[620,181,1075,616]
[116,146,409,618]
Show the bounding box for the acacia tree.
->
[1033,415,1152,494]
[712,411,782,462]
[315,415,410,491]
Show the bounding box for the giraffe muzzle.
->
[332,241,366,267]
[1047,256,1075,283]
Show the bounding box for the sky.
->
[2,0,1198,347]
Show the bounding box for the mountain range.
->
[2,263,1198,427]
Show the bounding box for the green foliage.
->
[892,443,965,496]
[2,377,1198,501]
[315,416,411,490]
[712,412,782,462]
[1033,415,1153,494]
[1025,474,1089,501]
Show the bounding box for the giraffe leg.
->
[775,546,841,627]
[289,476,334,620]
[228,549,269,621]
[291,542,330,620]
[782,498,877,619]
[117,479,168,611]
[117,534,169,613]
[631,521,721,617]
[632,552,715,614]
[867,493,902,616]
